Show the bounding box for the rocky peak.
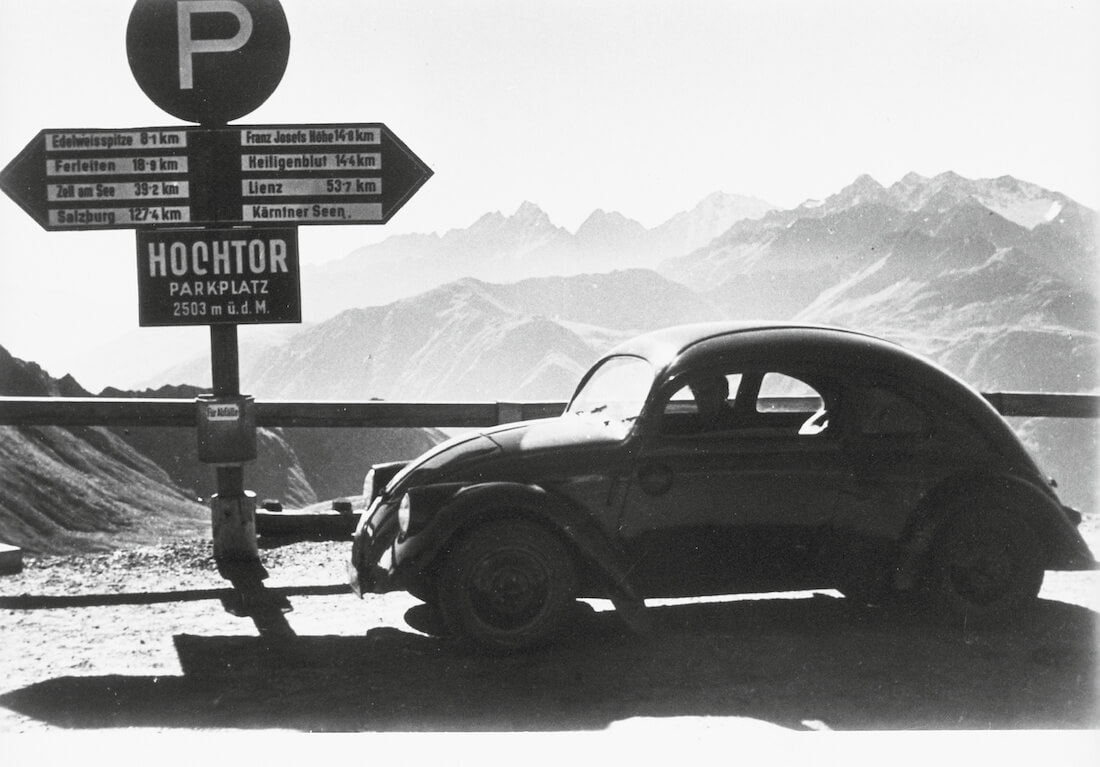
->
[575,209,647,240]
[826,174,889,210]
[0,345,88,397]
[512,201,554,228]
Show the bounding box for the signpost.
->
[0,0,432,601]
[0,124,431,231]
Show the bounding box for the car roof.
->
[606,321,897,370]
[604,321,995,412]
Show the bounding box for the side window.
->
[855,385,932,438]
[757,372,824,413]
[659,371,832,438]
[660,373,742,435]
[755,372,829,436]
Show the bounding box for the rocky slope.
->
[0,347,208,554]
[0,348,443,553]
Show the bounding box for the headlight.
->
[396,485,462,539]
[363,461,409,503]
[353,505,372,537]
[398,493,412,536]
[1063,505,1082,526]
[363,467,377,501]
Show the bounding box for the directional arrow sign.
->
[0,123,432,231]
[0,128,192,229]
[233,124,427,225]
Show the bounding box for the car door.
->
[617,367,849,597]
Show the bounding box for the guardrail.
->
[980,393,1100,419]
[0,398,563,428]
[0,392,1097,427]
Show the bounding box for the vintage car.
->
[349,322,1095,651]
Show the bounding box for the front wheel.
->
[436,519,578,653]
[924,509,1045,626]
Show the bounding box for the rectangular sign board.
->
[1,123,431,231]
[136,227,301,326]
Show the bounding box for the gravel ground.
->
[0,520,1097,738]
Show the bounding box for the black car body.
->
[350,322,1095,650]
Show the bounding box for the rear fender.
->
[894,472,1096,591]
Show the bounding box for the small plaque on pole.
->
[196,394,257,464]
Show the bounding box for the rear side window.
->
[756,372,824,414]
[754,372,830,437]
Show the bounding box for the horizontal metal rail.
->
[0,397,565,428]
[0,392,1097,428]
[980,392,1100,419]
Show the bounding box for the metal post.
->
[208,324,259,568]
[210,324,240,396]
[205,326,290,634]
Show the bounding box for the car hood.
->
[386,414,632,495]
[483,413,633,453]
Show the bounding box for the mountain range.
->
[301,191,776,320]
[669,172,1097,393]
[243,172,1097,397]
[2,171,1097,552]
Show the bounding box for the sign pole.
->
[207,324,259,570]
[210,324,240,397]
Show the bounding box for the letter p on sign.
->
[127,0,290,125]
[177,1,254,89]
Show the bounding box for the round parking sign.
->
[127,0,291,125]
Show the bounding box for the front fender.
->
[398,481,648,622]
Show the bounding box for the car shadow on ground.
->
[1,594,1095,732]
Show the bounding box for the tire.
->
[435,518,578,653]
[924,508,1045,627]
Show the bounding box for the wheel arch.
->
[401,481,643,605]
[893,471,1093,592]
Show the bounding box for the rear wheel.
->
[924,508,1045,626]
[436,519,577,652]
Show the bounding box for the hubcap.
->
[948,538,1016,605]
[467,548,549,630]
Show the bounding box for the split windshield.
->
[567,355,654,422]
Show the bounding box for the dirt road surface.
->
[1,519,1097,748]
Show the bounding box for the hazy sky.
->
[1,0,1098,385]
